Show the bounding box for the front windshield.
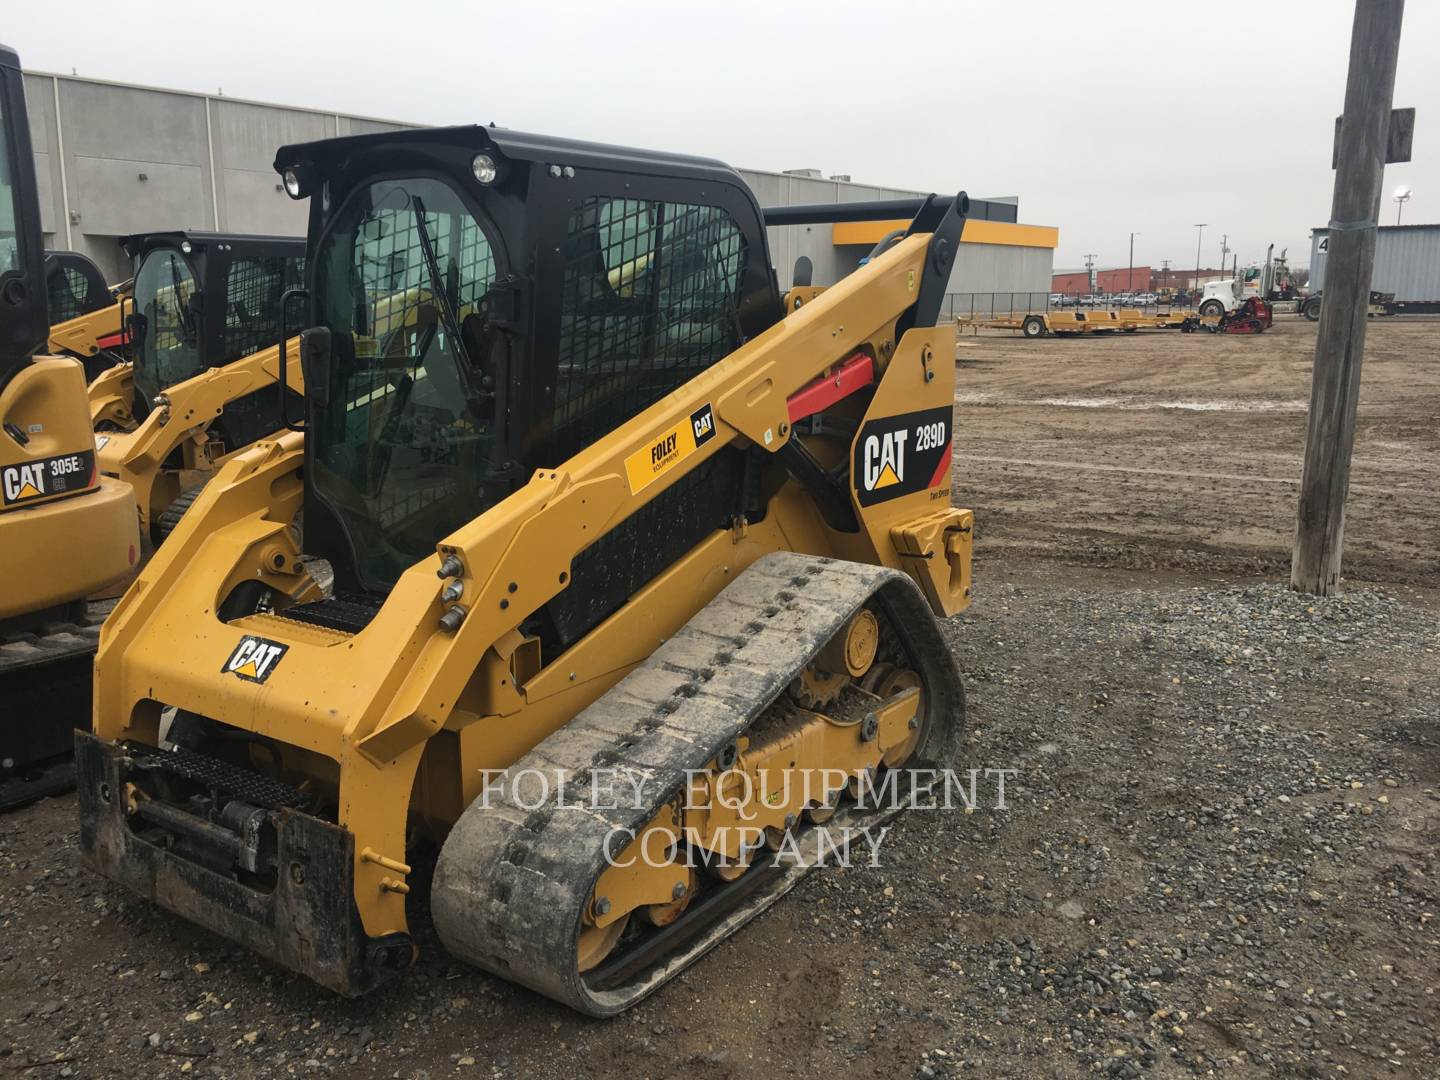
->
[313,176,501,590]
[132,249,200,403]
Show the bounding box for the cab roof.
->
[273,124,752,190]
[120,231,305,259]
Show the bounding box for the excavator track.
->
[0,599,115,811]
[432,552,964,1016]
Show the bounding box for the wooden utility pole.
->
[1292,0,1406,595]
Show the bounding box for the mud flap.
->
[74,732,413,995]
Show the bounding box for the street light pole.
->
[1194,224,1206,303]
[1393,185,1412,223]
[1128,231,1140,292]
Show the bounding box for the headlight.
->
[283,169,303,198]
[472,153,499,185]
[179,240,192,254]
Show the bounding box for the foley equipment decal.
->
[624,403,716,494]
[852,406,952,507]
[1,449,94,506]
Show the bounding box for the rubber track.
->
[431,551,964,1015]
[0,599,112,678]
[157,485,205,541]
[1,599,115,811]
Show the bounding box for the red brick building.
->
[1053,266,1226,295]
[1098,266,1151,293]
[1051,267,1150,295]
[1051,270,1090,295]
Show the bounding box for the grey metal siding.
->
[18,70,1053,298]
[1310,224,1440,300]
[740,168,1051,296]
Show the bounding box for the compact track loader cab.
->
[44,250,130,381]
[79,125,974,1013]
[86,231,305,546]
[0,45,140,809]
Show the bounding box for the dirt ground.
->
[952,316,1439,585]
[1,317,1437,1078]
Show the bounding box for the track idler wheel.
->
[640,880,694,928]
[578,912,631,973]
[803,786,843,825]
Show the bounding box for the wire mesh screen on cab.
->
[47,264,93,324]
[220,254,304,365]
[549,196,746,464]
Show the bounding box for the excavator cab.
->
[0,51,50,381]
[0,44,138,807]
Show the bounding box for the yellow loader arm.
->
[94,337,303,535]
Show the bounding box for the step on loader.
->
[86,231,305,547]
[78,125,973,1014]
[0,45,140,810]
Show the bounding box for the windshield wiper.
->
[169,258,196,342]
[409,196,490,415]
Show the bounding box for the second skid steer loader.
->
[45,250,131,380]
[87,231,305,545]
[78,125,973,1014]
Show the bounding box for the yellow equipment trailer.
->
[958,308,1200,338]
[87,232,305,546]
[78,127,973,1014]
[0,45,140,809]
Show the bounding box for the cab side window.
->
[47,265,90,323]
[219,253,305,364]
[551,196,745,462]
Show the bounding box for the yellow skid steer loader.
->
[79,125,972,1014]
[86,232,304,546]
[44,250,131,380]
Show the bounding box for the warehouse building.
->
[23,69,1057,311]
[1052,266,1230,296]
[1052,267,1153,296]
[1309,223,1440,302]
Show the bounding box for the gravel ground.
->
[3,558,1437,1078]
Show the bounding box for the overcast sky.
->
[6,0,1435,272]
